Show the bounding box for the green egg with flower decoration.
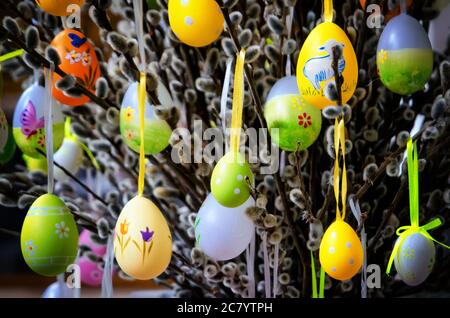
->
[0,107,16,165]
[264,76,322,152]
[21,194,79,276]
[211,152,254,208]
[120,82,172,155]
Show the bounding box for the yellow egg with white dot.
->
[168,0,224,47]
[319,220,363,281]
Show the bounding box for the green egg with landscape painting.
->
[21,194,79,276]
[120,82,172,155]
[377,14,433,95]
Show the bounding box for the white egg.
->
[195,193,254,261]
[394,232,435,286]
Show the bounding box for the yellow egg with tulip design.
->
[114,196,172,280]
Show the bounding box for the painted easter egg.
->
[0,107,8,152]
[13,83,64,158]
[78,229,107,287]
[393,232,435,286]
[23,154,47,174]
[51,29,100,106]
[377,14,433,95]
[264,76,322,151]
[114,196,172,280]
[36,0,85,16]
[147,0,158,9]
[120,82,172,155]
[211,152,254,208]
[54,138,84,182]
[0,107,16,165]
[79,229,107,255]
[297,22,358,109]
[21,194,79,276]
[195,194,254,261]
[168,0,224,47]
[319,220,363,281]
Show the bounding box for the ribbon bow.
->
[386,139,450,275]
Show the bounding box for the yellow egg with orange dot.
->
[319,220,363,281]
[168,0,224,47]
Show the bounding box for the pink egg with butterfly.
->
[13,83,64,158]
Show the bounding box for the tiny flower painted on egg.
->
[55,221,70,239]
[81,52,92,67]
[124,106,135,122]
[25,240,36,255]
[120,219,129,235]
[298,112,312,128]
[140,227,154,243]
[65,50,81,64]
[378,49,388,65]
[403,247,415,260]
[37,135,45,148]
[124,129,135,141]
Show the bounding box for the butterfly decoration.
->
[68,33,87,48]
[20,100,45,139]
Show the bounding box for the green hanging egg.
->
[21,194,79,276]
[120,82,172,155]
[264,76,322,152]
[211,152,254,208]
[0,107,16,165]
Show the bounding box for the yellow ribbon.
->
[333,118,347,220]
[386,139,450,274]
[323,0,333,23]
[137,72,146,196]
[63,117,100,170]
[230,49,246,155]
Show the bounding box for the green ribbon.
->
[311,251,326,298]
[0,49,24,63]
[386,139,450,275]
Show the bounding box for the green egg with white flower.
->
[20,194,79,276]
[211,152,254,208]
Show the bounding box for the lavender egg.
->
[393,232,435,286]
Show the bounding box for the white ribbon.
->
[245,229,256,298]
[348,195,367,298]
[101,234,115,298]
[133,0,146,72]
[44,64,55,194]
[285,6,294,76]
[220,58,233,135]
[273,242,279,298]
[398,114,425,176]
[262,231,271,298]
